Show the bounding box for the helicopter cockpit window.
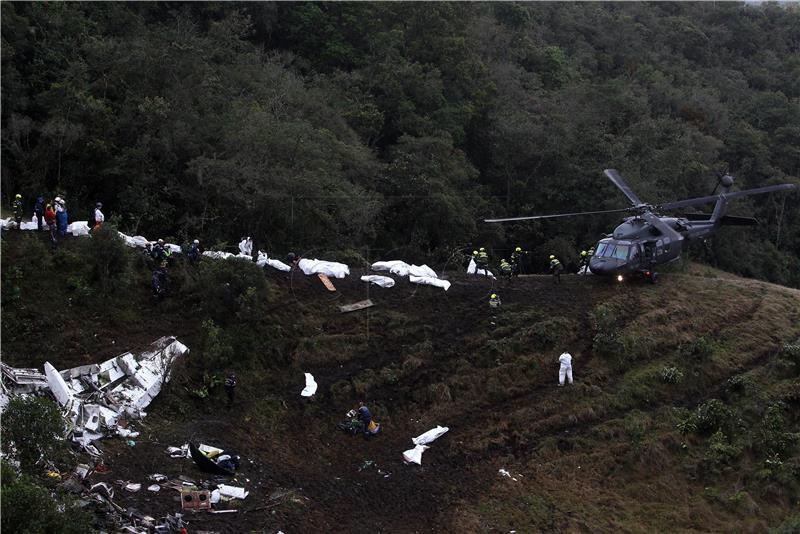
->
[612,244,630,260]
[595,243,609,257]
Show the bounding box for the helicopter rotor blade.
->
[658,183,797,211]
[604,169,644,206]
[641,211,682,241]
[484,207,631,223]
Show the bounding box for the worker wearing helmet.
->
[187,239,202,265]
[489,293,501,308]
[550,255,563,284]
[93,202,105,231]
[12,194,24,228]
[578,249,590,274]
[499,259,512,279]
[476,247,489,271]
[511,246,525,276]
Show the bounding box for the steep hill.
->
[2,231,799,533]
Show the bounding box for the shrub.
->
[0,474,93,534]
[188,258,271,324]
[528,317,576,349]
[724,374,755,395]
[704,430,742,469]
[758,403,798,457]
[200,319,235,370]
[679,336,714,360]
[693,399,734,434]
[1,397,65,470]
[660,366,684,384]
[86,223,129,292]
[592,303,624,360]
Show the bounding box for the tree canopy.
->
[2,2,798,284]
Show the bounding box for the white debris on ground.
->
[360,275,395,288]
[498,468,519,481]
[402,444,429,465]
[297,258,350,279]
[403,425,450,465]
[256,251,291,272]
[371,261,450,291]
[239,237,253,256]
[217,484,249,499]
[1,337,188,450]
[300,373,317,397]
[411,426,449,445]
[467,258,496,279]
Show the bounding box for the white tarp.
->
[298,258,350,279]
[409,276,451,291]
[118,232,150,249]
[256,251,291,272]
[372,261,439,279]
[371,260,410,276]
[301,373,317,397]
[360,275,395,288]
[239,237,253,256]
[67,221,91,236]
[402,444,430,465]
[467,258,496,279]
[578,265,593,276]
[203,251,234,260]
[412,426,449,446]
[217,484,249,499]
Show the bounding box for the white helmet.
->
[193,239,199,244]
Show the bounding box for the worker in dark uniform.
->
[224,372,237,407]
[549,255,564,284]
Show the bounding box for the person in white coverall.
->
[558,352,573,386]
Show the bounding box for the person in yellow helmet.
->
[499,259,512,279]
[549,255,563,284]
[511,246,525,276]
[476,247,489,271]
[578,250,590,273]
[12,194,23,228]
[489,293,501,308]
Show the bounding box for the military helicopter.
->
[485,169,797,283]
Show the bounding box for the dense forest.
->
[2,2,799,285]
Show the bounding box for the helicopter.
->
[485,169,797,283]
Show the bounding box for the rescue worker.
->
[588,246,595,257]
[357,402,380,437]
[152,239,167,263]
[54,197,68,237]
[93,203,105,232]
[152,262,168,300]
[187,239,201,265]
[510,246,524,276]
[558,352,573,386]
[578,250,590,273]
[499,259,512,279]
[476,247,489,272]
[34,196,45,231]
[224,372,237,406]
[12,194,23,228]
[549,255,564,284]
[44,203,57,247]
[489,293,501,308]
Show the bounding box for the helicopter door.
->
[643,241,656,264]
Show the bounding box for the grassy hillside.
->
[2,230,799,533]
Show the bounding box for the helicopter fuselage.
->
[589,216,688,277]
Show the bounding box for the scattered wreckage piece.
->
[339,299,374,313]
[189,442,235,476]
[300,373,317,397]
[1,337,188,449]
